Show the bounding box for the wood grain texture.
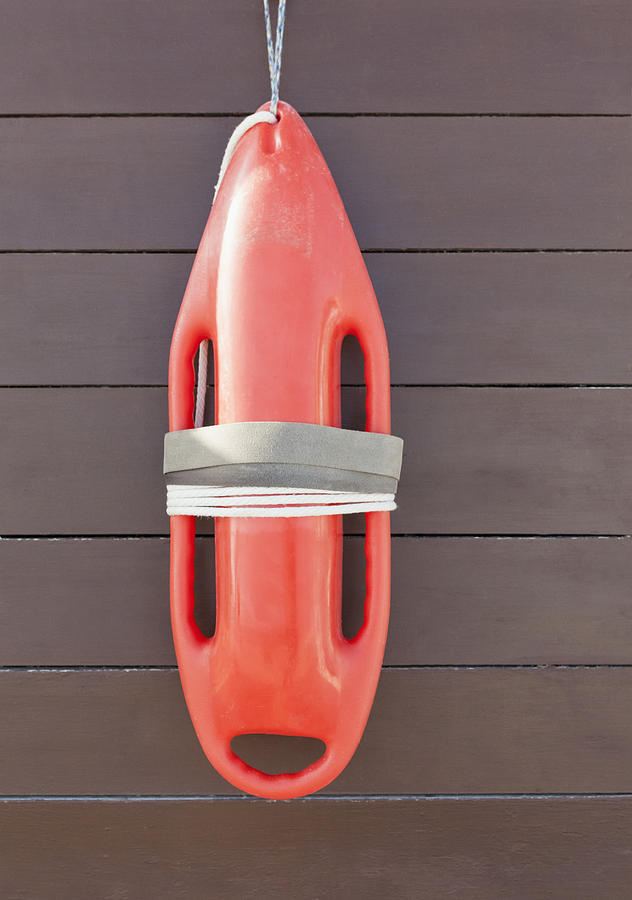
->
[2,117,630,250]
[3,798,632,900]
[4,668,632,795]
[3,387,632,535]
[4,537,632,666]
[4,252,632,386]
[2,0,630,114]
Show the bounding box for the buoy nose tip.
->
[257,99,297,121]
[256,100,299,155]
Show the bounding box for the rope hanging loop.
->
[263,0,287,117]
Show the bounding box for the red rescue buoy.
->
[166,102,401,798]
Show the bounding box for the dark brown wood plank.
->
[2,387,632,535]
[2,0,631,114]
[4,252,632,386]
[2,118,630,250]
[3,798,632,900]
[4,668,632,795]
[4,537,632,666]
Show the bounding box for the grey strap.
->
[166,462,397,494]
[164,421,403,483]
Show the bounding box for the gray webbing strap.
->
[166,463,397,495]
[164,421,403,518]
[164,421,403,480]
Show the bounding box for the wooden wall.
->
[2,1,632,897]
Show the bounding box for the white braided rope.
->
[194,110,276,429]
[167,485,396,518]
[263,0,286,118]
[194,2,286,430]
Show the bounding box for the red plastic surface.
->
[168,102,392,798]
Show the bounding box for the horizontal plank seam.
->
[0,113,629,120]
[3,384,632,389]
[1,248,631,255]
[3,534,631,540]
[4,664,632,672]
[2,793,632,802]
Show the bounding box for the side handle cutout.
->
[193,536,216,638]
[341,334,367,638]
[340,334,366,431]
